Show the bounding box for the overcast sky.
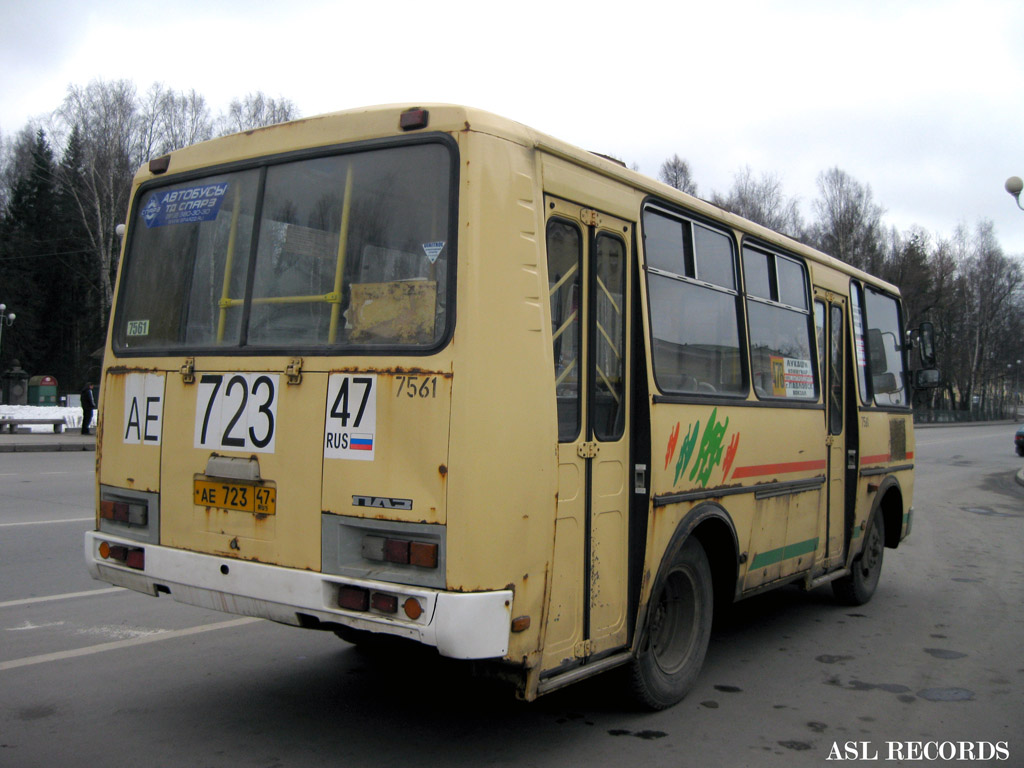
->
[2,0,1023,256]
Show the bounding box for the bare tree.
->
[809,167,885,272]
[711,165,803,238]
[658,154,698,196]
[218,92,298,135]
[160,87,214,153]
[138,84,214,157]
[963,221,1023,407]
[0,127,9,213]
[53,79,141,317]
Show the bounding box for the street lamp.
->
[0,303,15,365]
[1005,176,1024,210]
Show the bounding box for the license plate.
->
[194,479,276,515]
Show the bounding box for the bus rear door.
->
[542,197,633,673]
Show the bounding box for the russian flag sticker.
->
[351,434,374,451]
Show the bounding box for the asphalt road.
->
[1,424,1021,767]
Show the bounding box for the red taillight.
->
[125,549,145,570]
[100,500,129,522]
[100,499,147,526]
[338,586,369,611]
[399,107,429,131]
[383,538,410,564]
[363,536,438,569]
[370,593,398,614]
[98,541,145,570]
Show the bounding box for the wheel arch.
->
[871,475,905,549]
[636,502,739,651]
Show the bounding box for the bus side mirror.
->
[917,321,936,368]
[914,368,940,389]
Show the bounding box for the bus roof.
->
[135,102,900,297]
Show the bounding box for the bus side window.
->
[864,288,908,406]
[643,207,744,396]
[547,219,583,441]
[743,247,816,401]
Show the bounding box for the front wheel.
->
[629,537,713,710]
[832,510,884,605]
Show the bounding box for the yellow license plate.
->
[194,479,276,515]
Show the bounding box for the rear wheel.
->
[629,537,713,710]
[832,510,884,605]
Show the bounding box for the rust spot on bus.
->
[328,365,453,378]
[651,482,744,506]
[105,365,162,375]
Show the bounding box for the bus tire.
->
[832,510,884,605]
[629,536,713,710]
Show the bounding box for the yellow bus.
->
[85,104,936,708]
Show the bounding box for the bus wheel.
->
[832,510,884,605]
[629,537,713,710]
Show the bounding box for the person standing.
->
[81,382,96,435]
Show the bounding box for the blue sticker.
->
[141,183,230,228]
[422,241,445,263]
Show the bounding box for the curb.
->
[0,439,95,453]
[0,438,95,450]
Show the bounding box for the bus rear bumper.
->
[84,531,513,660]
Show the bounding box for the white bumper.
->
[84,531,512,660]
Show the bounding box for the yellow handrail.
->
[216,185,242,342]
[328,164,355,343]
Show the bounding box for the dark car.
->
[1016,426,1024,456]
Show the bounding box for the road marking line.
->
[5,621,66,631]
[0,517,93,527]
[0,617,260,672]
[0,587,124,609]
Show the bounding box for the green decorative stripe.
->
[749,538,820,570]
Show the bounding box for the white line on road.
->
[0,471,92,478]
[0,517,93,527]
[0,617,261,672]
[0,587,124,609]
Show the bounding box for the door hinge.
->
[825,434,835,447]
[577,441,600,459]
[574,639,593,658]
[286,358,303,385]
[180,357,195,384]
[580,208,603,227]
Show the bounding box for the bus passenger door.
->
[542,198,632,673]
[815,293,847,568]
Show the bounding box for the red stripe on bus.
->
[860,453,890,464]
[731,460,827,479]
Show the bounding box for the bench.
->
[0,418,66,434]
